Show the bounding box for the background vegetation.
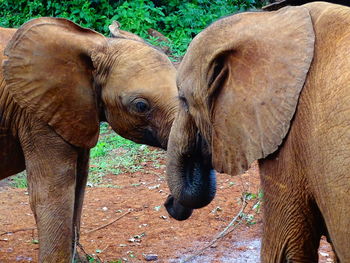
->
[0,0,266,57]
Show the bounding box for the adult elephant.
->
[165,2,350,262]
[0,17,176,262]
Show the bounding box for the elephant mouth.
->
[141,128,163,148]
[130,127,164,149]
[165,133,216,221]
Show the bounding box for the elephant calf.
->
[0,18,177,262]
[165,2,350,262]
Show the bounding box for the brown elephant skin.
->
[165,2,350,262]
[0,18,177,262]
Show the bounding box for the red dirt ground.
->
[0,155,335,262]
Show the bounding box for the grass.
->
[88,123,163,186]
[9,122,164,188]
[9,171,27,188]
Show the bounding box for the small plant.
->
[240,190,263,225]
[252,190,263,213]
[31,239,39,244]
[9,171,27,188]
[240,212,256,225]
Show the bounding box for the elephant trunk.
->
[165,112,216,220]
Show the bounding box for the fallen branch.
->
[181,195,248,263]
[76,242,102,263]
[0,227,36,236]
[84,210,131,235]
[214,195,248,240]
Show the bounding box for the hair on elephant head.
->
[3,17,177,150]
[165,2,350,262]
[108,20,146,42]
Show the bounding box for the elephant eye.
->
[132,98,150,113]
[179,95,189,112]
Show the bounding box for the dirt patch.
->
[0,157,335,262]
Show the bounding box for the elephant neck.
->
[91,46,115,123]
[92,80,106,122]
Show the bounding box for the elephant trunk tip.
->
[164,195,193,221]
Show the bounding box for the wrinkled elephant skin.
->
[166,3,350,262]
[0,18,177,262]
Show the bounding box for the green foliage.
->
[110,0,165,39]
[160,0,253,57]
[240,190,263,225]
[0,0,265,57]
[9,171,27,188]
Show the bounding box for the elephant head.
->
[165,6,315,220]
[3,17,176,149]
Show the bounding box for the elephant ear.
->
[205,6,315,175]
[3,17,107,148]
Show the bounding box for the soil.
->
[0,153,335,262]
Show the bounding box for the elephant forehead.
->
[107,62,176,92]
[108,38,173,68]
[107,43,176,87]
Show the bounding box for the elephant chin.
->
[164,195,193,221]
[141,128,164,149]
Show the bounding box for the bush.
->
[0,0,265,57]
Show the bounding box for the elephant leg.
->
[259,158,324,263]
[311,179,350,261]
[73,149,90,253]
[260,195,323,263]
[20,124,78,263]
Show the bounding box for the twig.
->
[77,242,105,262]
[181,195,248,263]
[0,227,36,236]
[77,242,98,261]
[214,198,248,240]
[101,244,110,253]
[71,226,77,263]
[84,210,131,235]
